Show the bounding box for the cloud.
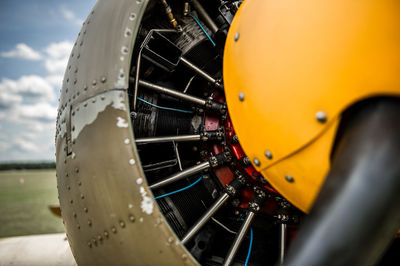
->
[17,102,57,123]
[45,41,73,59]
[0,75,55,106]
[1,43,42,61]
[13,138,41,153]
[0,40,74,161]
[61,7,83,26]
[44,41,73,74]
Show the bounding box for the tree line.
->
[0,162,56,171]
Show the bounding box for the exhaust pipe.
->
[283,98,400,266]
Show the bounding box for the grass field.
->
[0,170,65,238]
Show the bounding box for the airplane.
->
[51,0,400,265]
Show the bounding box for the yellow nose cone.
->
[224,0,400,212]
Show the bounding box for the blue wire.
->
[190,15,216,47]
[155,177,203,199]
[245,228,254,266]
[136,96,194,114]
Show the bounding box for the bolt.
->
[238,92,245,101]
[264,150,273,159]
[253,158,261,166]
[285,175,295,183]
[234,32,240,41]
[316,111,327,123]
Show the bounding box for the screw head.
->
[238,92,245,101]
[285,175,295,183]
[264,150,273,159]
[253,158,261,166]
[234,32,240,41]
[316,111,327,123]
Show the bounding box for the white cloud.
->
[45,41,73,59]
[61,7,83,26]
[46,75,64,88]
[44,41,73,74]
[1,43,42,61]
[17,102,57,123]
[0,40,74,161]
[13,138,41,153]
[0,75,55,104]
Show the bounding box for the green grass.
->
[0,170,65,237]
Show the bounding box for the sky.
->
[0,0,96,162]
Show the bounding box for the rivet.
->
[238,92,245,101]
[97,235,103,241]
[316,111,327,123]
[77,225,80,230]
[101,96,105,101]
[84,86,88,91]
[285,175,295,183]
[74,79,77,85]
[253,158,261,166]
[124,138,130,144]
[119,221,125,228]
[80,193,84,199]
[84,207,88,213]
[67,186,71,190]
[101,76,107,83]
[264,150,273,159]
[124,28,132,37]
[88,220,92,226]
[92,80,97,86]
[167,237,173,244]
[92,99,96,103]
[121,46,129,54]
[104,231,109,238]
[75,168,79,173]
[78,181,82,186]
[72,126,75,131]
[182,254,187,261]
[234,32,240,41]
[88,242,92,248]
[111,227,117,234]
[129,12,136,21]
[129,215,135,222]
[73,212,77,218]
[129,159,135,165]
[70,199,73,204]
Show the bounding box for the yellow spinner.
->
[223,0,400,212]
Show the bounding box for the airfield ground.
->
[0,170,64,237]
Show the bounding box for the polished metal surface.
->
[150,161,210,190]
[181,192,230,244]
[136,134,201,144]
[223,211,255,266]
[180,57,219,86]
[280,223,287,264]
[137,79,207,106]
